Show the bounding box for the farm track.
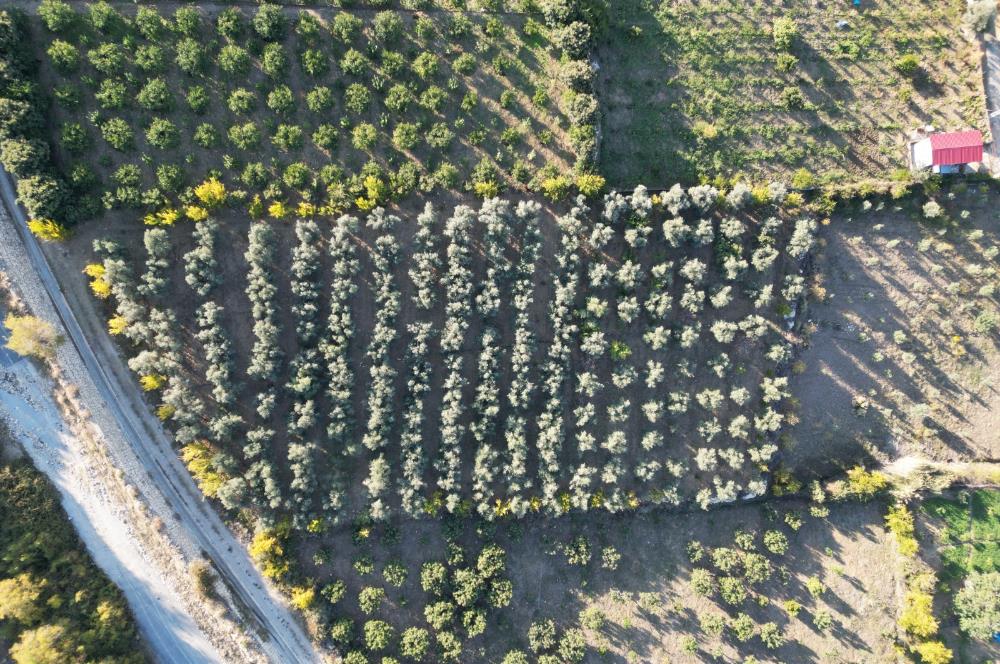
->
[986,35,1000,162]
[0,165,325,664]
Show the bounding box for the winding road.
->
[0,167,323,664]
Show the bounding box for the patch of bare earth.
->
[788,183,1000,479]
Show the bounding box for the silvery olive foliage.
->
[436,205,476,513]
[95,180,818,527]
[361,209,401,520]
[183,219,220,297]
[245,221,283,382]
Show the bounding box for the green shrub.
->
[100,117,133,151]
[272,124,303,151]
[283,162,311,190]
[135,44,166,73]
[372,11,403,43]
[156,163,184,191]
[175,37,205,74]
[145,118,179,150]
[558,628,586,663]
[95,79,127,110]
[364,620,393,651]
[16,174,66,220]
[894,53,921,77]
[718,576,747,605]
[46,39,79,73]
[172,88,200,116]
[228,122,261,150]
[552,21,591,58]
[267,85,294,115]
[328,618,353,646]
[419,86,446,113]
[39,0,78,33]
[340,49,367,76]
[331,12,363,42]
[400,627,430,660]
[528,619,556,653]
[420,561,447,595]
[300,49,328,77]
[262,43,287,78]
[193,123,219,149]
[59,123,88,154]
[385,84,415,113]
[453,53,476,75]
[382,561,407,588]
[773,17,798,50]
[228,88,256,115]
[436,630,461,662]
[173,7,201,36]
[241,162,267,188]
[730,613,756,642]
[759,622,785,649]
[425,123,454,150]
[357,586,385,615]
[216,7,242,39]
[345,83,371,114]
[87,43,125,75]
[412,52,440,79]
[135,6,165,39]
[352,123,378,150]
[780,86,806,110]
[88,1,122,34]
[955,571,1000,640]
[306,86,334,113]
[974,310,999,334]
[137,78,172,112]
[252,2,285,41]
[424,600,455,630]
[312,124,338,150]
[218,44,250,75]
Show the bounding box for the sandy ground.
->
[0,356,222,664]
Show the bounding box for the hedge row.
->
[540,0,606,172]
[0,10,72,224]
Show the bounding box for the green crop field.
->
[597,0,987,187]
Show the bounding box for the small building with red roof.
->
[910,130,985,172]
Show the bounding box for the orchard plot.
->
[87,185,815,530]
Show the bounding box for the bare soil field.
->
[788,180,1000,479]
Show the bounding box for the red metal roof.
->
[929,130,983,166]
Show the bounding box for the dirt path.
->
[0,167,324,664]
[0,357,221,664]
[986,35,1000,161]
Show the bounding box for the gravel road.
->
[0,167,323,664]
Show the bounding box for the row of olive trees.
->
[536,197,588,513]
[470,199,513,516]
[320,214,360,519]
[499,201,543,518]
[435,206,476,514]
[361,210,402,521]
[398,204,440,517]
[286,218,325,527]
